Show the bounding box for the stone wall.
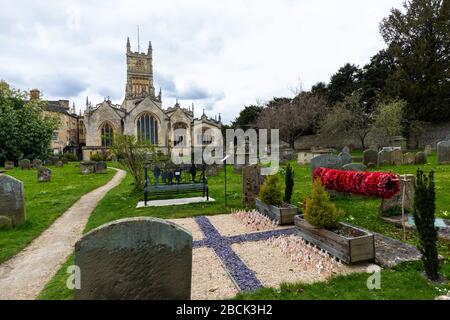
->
[411,122,450,149]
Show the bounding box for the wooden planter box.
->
[255,197,298,225]
[294,215,375,264]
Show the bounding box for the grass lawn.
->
[39,154,450,300]
[0,163,115,264]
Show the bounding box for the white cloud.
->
[0,0,403,122]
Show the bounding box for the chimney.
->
[30,89,40,100]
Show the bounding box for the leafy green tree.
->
[232,105,263,129]
[266,97,292,109]
[380,0,450,122]
[413,169,440,281]
[318,91,372,148]
[311,82,329,100]
[0,81,59,164]
[371,100,406,145]
[327,63,362,104]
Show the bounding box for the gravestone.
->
[311,154,342,170]
[75,217,192,300]
[242,164,264,207]
[391,149,403,165]
[342,163,367,171]
[338,152,352,166]
[37,167,52,182]
[363,149,378,166]
[32,159,42,169]
[95,161,107,174]
[18,159,31,170]
[424,145,432,156]
[402,153,415,165]
[415,152,427,165]
[55,160,64,168]
[4,161,14,170]
[377,149,392,166]
[51,156,60,166]
[342,146,350,154]
[0,174,26,226]
[380,174,414,216]
[62,158,69,164]
[0,215,12,229]
[80,161,96,174]
[437,140,450,164]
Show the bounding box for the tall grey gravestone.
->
[242,164,263,208]
[0,174,26,226]
[75,217,193,300]
[437,140,450,165]
[311,154,342,171]
[363,149,378,166]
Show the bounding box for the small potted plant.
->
[255,172,298,225]
[295,179,375,264]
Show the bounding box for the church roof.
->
[42,100,78,118]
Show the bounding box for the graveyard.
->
[2,150,443,300]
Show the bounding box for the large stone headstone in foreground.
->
[437,140,450,164]
[242,164,264,207]
[75,217,193,300]
[0,174,26,226]
[311,154,342,170]
[363,149,378,166]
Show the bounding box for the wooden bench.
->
[143,164,209,206]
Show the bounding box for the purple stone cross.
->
[193,216,298,292]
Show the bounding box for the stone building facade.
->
[82,38,221,160]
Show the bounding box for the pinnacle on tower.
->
[148,41,152,54]
[127,37,131,52]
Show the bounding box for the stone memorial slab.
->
[0,174,26,226]
[75,217,192,300]
[402,153,415,165]
[437,140,450,164]
[55,160,64,168]
[242,164,264,207]
[95,161,107,174]
[338,152,352,166]
[4,161,14,170]
[415,151,427,165]
[32,159,42,168]
[37,167,52,182]
[342,163,367,171]
[80,161,96,174]
[18,159,31,170]
[342,146,350,154]
[380,174,414,216]
[391,149,403,165]
[363,149,378,166]
[311,154,342,170]
[424,145,432,156]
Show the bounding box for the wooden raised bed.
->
[255,197,298,225]
[295,215,375,264]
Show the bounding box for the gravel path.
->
[0,168,126,300]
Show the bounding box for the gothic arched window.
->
[137,114,158,144]
[101,123,114,147]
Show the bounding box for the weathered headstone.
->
[37,167,52,182]
[75,217,193,300]
[18,159,31,170]
[0,174,26,226]
[51,156,60,166]
[363,149,378,166]
[437,140,450,165]
[378,149,392,166]
[4,161,14,170]
[95,161,107,174]
[415,151,427,165]
[242,164,264,207]
[424,144,432,156]
[338,152,352,166]
[80,161,96,174]
[380,174,414,216]
[311,154,342,170]
[55,160,64,168]
[0,215,12,229]
[402,153,415,165]
[342,146,350,154]
[391,149,403,165]
[32,159,42,169]
[342,163,367,171]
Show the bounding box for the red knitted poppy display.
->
[312,168,400,199]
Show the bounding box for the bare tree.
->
[257,92,327,148]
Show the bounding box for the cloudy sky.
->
[0,0,403,123]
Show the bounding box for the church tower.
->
[125,37,155,99]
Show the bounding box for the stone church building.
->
[82,38,221,160]
[36,38,221,160]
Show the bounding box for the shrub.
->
[90,152,104,162]
[63,153,78,162]
[284,163,294,203]
[304,179,344,229]
[413,169,440,281]
[259,175,283,206]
